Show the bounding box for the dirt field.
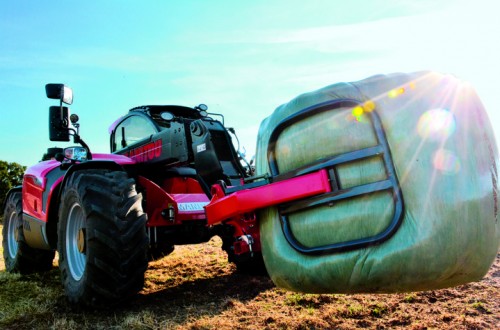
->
[0,227,498,329]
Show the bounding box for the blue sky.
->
[1,0,499,166]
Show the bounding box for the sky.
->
[0,0,499,166]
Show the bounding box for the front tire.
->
[2,192,55,274]
[58,170,149,307]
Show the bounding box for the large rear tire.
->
[57,170,149,307]
[2,192,55,274]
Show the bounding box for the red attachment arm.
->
[205,169,331,225]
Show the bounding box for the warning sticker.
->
[197,143,206,153]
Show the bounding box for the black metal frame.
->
[267,99,405,255]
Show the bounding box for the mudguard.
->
[256,71,499,293]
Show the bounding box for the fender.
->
[56,160,127,198]
[43,160,129,249]
[2,185,22,211]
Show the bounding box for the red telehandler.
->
[2,84,334,306]
[3,73,499,307]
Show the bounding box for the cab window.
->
[113,115,157,152]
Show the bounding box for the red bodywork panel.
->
[137,176,209,227]
[23,160,61,222]
[205,169,332,225]
[22,154,136,222]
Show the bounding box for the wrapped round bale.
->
[256,71,499,293]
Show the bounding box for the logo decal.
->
[126,139,162,162]
[178,202,208,212]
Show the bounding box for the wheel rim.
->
[66,202,86,281]
[7,210,19,259]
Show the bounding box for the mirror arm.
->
[67,128,92,160]
[74,135,93,160]
[66,116,91,160]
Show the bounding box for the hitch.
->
[234,235,255,257]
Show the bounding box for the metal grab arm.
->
[204,169,331,225]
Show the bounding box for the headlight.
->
[64,147,88,161]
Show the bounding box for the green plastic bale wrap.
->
[256,71,500,293]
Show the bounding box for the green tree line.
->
[0,160,26,208]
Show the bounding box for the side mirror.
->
[49,106,70,141]
[45,83,73,105]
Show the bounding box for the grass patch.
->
[120,310,163,329]
[403,293,417,303]
[338,302,365,318]
[370,303,388,317]
[470,300,492,314]
[0,270,63,327]
[0,226,498,329]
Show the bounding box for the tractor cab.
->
[109,104,250,196]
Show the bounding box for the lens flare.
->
[433,149,460,175]
[351,101,376,122]
[352,106,363,117]
[363,100,376,112]
[350,105,364,122]
[417,108,456,140]
[388,87,405,98]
